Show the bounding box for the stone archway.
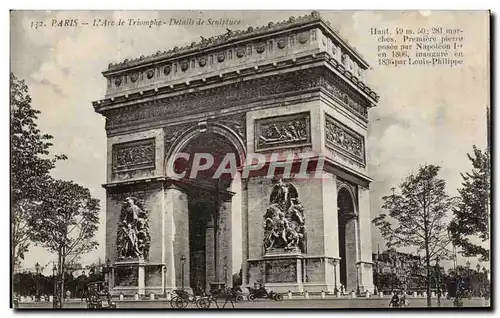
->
[337,186,359,293]
[164,123,246,292]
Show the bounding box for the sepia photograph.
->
[9,9,491,310]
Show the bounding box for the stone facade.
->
[95,11,378,296]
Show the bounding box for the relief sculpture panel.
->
[113,138,155,172]
[255,112,310,151]
[265,259,297,283]
[325,115,365,165]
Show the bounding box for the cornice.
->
[93,53,379,116]
[104,11,369,74]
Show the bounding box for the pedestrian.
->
[400,290,408,307]
[389,294,400,307]
[340,284,344,295]
[66,290,71,302]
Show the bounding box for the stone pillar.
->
[357,186,374,291]
[240,178,249,287]
[231,173,243,287]
[217,198,232,287]
[345,217,358,291]
[321,173,339,292]
[138,264,145,295]
[164,185,189,291]
[205,216,215,292]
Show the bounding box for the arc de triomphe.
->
[93,11,379,296]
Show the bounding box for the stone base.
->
[264,282,304,293]
[112,286,144,297]
[359,284,375,293]
[263,247,302,257]
[111,259,146,296]
[303,283,335,293]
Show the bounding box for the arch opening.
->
[167,129,244,292]
[337,187,358,292]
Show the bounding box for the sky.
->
[10,10,489,275]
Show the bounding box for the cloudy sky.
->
[10,10,489,274]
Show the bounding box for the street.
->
[17,298,491,309]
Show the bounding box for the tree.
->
[30,179,100,308]
[372,165,456,307]
[10,73,66,267]
[448,146,490,261]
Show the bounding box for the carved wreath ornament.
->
[236,48,245,58]
[146,69,155,79]
[130,73,139,83]
[277,39,286,49]
[163,65,172,75]
[256,43,266,54]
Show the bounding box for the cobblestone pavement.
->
[17,298,491,309]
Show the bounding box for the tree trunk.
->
[60,248,65,309]
[425,246,431,307]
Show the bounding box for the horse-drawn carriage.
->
[169,282,242,309]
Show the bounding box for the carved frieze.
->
[113,138,156,172]
[105,71,320,129]
[255,112,310,151]
[104,69,370,130]
[114,266,138,287]
[320,72,369,118]
[265,259,297,283]
[325,115,365,165]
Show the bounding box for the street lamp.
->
[180,255,186,290]
[333,259,339,295]
[356,262,361,296]
[162,265,167,298]
[35,262,40,302]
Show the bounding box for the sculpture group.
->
[116,197,151,260]
[263,180,306,253]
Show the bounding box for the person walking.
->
[400,291,409,307]
[389,294,400,307]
